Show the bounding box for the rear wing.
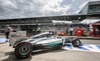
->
[9,31,27,46]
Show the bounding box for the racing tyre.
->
[15,42,32,59]
[72,38,82,47]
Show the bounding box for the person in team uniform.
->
[5,25,13,42]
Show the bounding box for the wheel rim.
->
[76,40,80,46]
[19,45,30,56]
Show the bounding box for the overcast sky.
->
[0,0,99,19]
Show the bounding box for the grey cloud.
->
[0,0,99,19]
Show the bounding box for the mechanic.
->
[5,25,13,42]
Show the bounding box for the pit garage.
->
[91,22,100,37]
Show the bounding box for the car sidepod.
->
[36,38,63,48]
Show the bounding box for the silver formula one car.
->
[10,32,82,59]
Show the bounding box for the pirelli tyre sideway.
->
[15,42,32,59]
[72,38,82,47]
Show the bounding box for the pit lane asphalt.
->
[0,39,100,61]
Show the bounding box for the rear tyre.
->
[15,42,32,59]
[72,38,82,47]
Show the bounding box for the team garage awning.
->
[80,19,100,24]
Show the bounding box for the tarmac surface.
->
[0,39,100,61]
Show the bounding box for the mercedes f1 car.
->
[10,32,82,59]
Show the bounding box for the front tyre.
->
[15,42,32,59]
[72,38,82,47]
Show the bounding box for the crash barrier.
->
[63,44,100,52]
[9,31,26,46]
